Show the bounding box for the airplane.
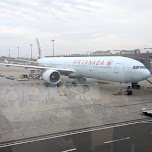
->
[0,38,151,95]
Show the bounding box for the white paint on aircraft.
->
[0,38,151,95]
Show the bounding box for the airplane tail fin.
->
[36,38,45,59]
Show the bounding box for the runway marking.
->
[62,148,76,152]
[14,130,18,132]
[0,120,145,148]
[104,137,130,144]
[39,124,48,128]
[13,128,23,132]
[142,121,152,124]
[29,126,37,129]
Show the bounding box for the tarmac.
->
[0,66,152,144]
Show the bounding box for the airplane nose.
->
[143,69,151,79]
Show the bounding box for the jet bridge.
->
[146,78,152,85]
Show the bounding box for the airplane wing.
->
[14,59,37,63]
[0,63,75,75]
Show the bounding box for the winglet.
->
[36,38,45,59]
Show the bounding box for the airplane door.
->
[87,64,94,77]
[114,63,120,74]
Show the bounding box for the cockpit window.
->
[140,66,145,69]
[133,66,145,69]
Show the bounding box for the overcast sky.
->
[1,0,152,58]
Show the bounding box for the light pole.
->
[8,49,10,57]
[17,47,19,59]
[51,40,55,56]
[30,44,32,60]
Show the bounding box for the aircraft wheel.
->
[136,85,140,89]
[125,90,132,95]
[125,91,129,95]
[129,90,132,95]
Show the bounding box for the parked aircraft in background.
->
[0,38,151,95]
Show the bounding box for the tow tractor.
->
[5,76,15,80]
[0,73,4,77]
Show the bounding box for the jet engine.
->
[42,70,60,84]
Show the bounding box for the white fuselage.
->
[37,56,151,83]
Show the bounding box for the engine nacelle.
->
[42,70,60,84]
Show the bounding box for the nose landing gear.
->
[125,89,132,95]
[125,85,133,95]
[125,82,141,95]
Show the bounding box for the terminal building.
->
[92,49,141,55]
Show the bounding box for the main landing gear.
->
[115,84,133,95]
[72,77,87,86]
[57,77,87,87]
[125,83,141,95]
